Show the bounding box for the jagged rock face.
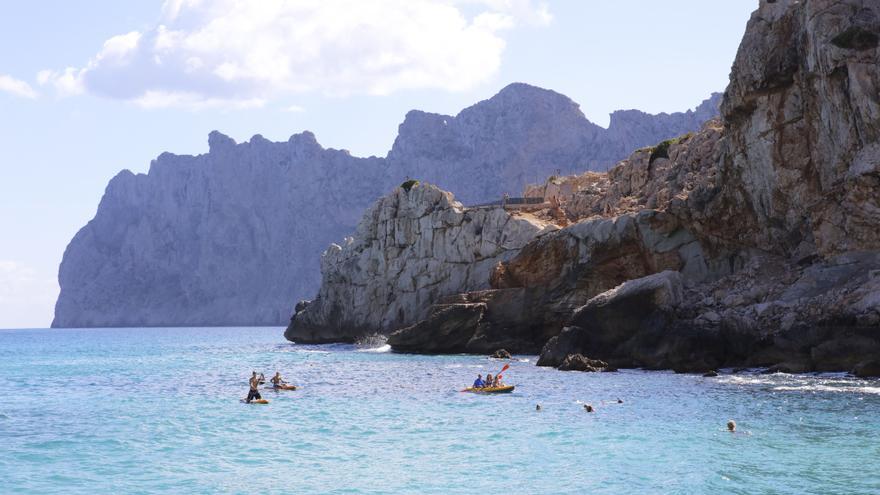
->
[388,0,880,373]
[54,83,719,328]
[388,287,554,354]
[388,209,720,355]
[603,94,721,168]
[285,183,551,343]
[722,0,880,257]
[536,271,723,372]
[388,85,722,204]
[54,132,381,327]
[538,252,880,373]
[493,209,719,301]
[527,0,880,262]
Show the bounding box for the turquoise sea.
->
[1,327,878,494]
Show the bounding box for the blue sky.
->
[0,1,756,328]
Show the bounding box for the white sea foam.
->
[771,385,880,395]
[717,373,880,394]
[357,344,391,353]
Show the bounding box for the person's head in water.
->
[617,398,623,404]
[727,420,736,432]
[584,404,594,413]
[536,404,542,411]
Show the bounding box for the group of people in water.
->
[472,373,505,389]
[245,371,290,403]
[246,369,740,431]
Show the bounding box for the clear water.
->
[1,327,878,494]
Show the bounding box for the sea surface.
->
[1,327,878,494]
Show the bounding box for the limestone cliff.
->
[387,0,880,374]
[54,83,718,328]
[285,183,552,343]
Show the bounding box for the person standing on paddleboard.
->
[246,371,262,403]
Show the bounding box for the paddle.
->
[461,363,511,391]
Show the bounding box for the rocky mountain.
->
[286,183,553,343]
[54,84,719,328]
[295,0,880,375]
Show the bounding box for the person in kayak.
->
[473,374,486,388]
[246,371,262,403]
[485,374,494,388]
[270,372,287,389]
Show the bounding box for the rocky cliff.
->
[54,84,718,328]
[380,0,880,375]
[286,183,552,343]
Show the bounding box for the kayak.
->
[463,385,515,394]
[268,384,298,391]
[241,399,270,404]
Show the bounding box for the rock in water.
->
[853,360,880,378]
[491,349,513,359]
[286,183,552,343]
[54,84,720,328]
[557,354,609,372]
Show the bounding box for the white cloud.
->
[39,0,551,109]
[37,68,85,96]
[283,104,305,113]
[0,74,38,99]
[132,90,266,110]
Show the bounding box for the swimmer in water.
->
[584,404,594,413]
[727,420,736,432]
[536,404,542,411]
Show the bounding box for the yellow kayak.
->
[463,385,515,394]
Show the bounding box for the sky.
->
[0,0,757,329]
